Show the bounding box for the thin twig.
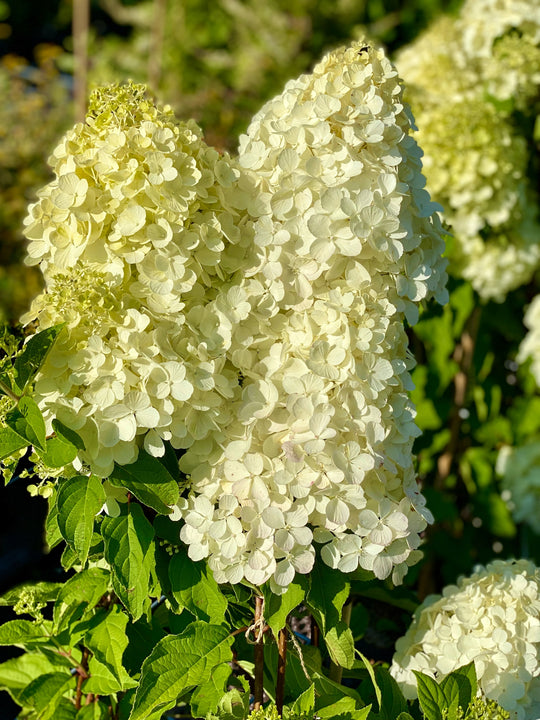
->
[275,627,288,715]
[75,646,90,710]
[0,380,20,403]
[253,595,265,710]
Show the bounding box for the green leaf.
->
[102,504,155,620]
[83,606,137,693]
[124,616,166,675]
[439,675,467,720]
[396,714,416,720]
[168,551,228,623]
[12,323,65,393]
[38,435,78,468]
[306,559,349,635]
[0,652,69,702]
[6,396,46,450]
[356,649,381,711]
[290,683,315,716]
[0,580,62,606]
[371,667,408,720]
[262,579,305,638]
[57,475,105,563]
[312,671,363,706]
[451,662,477,702]
[414,671,446,720]
[0,619,50,646]
[19,671,73,720]
[109,450,179,514]
[129,622,234,720]
[0,425,27,462]
[53,567,110,632]
[325,621,355,669]
[45,492,63,550]
[76,701,109,719]
[190,662,231,717]
[53,418,86,450]
[317,696,370,720]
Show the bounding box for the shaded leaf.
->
[57,475,105,563]
[109,450,179,514]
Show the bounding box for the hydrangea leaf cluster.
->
[23,43,447,591]
[22,81,255,477]
[497,442,540,534]
[396,0,540,302]
[390,559,540,720]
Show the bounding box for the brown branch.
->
[275,627,288,716]
[75,646,90,710]
[148,0,167,94]
[435,306,481,488]
[253,595,265,711]
[73,0,90,123]
[310,616,319,647]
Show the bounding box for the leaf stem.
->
[275,627,288,715]
[253,595,265,710]
[0,379,20,403]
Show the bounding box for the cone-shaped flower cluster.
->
[23,43,447,590]
[396,0,540,302]
[390,559,540,720]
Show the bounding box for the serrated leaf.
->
[168,551,228,623]
[373,667,408,720]
[0,619,50,646]
[317,696,370,720]
[190,662,231,717]
[356,648,381,711]
[0,580,62,606]
[57,475,105,563]
[38,435,78,468]
[325,620,355,669]
[439,675,466,720]
[306,560,349,635]
[0,425,27,462]
[0,652,69,702]
[83,606,137,693]
[124,616,166,675]
[45,492,63,550]
[6,396,46,450]
[76,701,110,719]
[450,662,477,704]
[54,567,110,632]
[102,504,154,620]
[312,671,363,706]
[262,579,305,638]
[290,683,315,716]
[109,450,179,514]
[53,418,86,450]
[19,671,73,720]
[129,622,234,720]
[12,323,64,393]
[414,671,446,720]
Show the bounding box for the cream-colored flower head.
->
[22,82,253,475]
[497,443,540,534]
[390,559,540,720]
[396,0,540,302]
[518,296,540,387]
[174,41,447,592]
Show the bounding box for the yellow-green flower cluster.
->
[23,42,447,591]
[175,42,446,591]
[449,696,510,720]
[23,82,254,476]
[390,559,540,720]
[396,0,540,302]
[497,442,540,534]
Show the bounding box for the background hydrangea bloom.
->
[396,0,540,302]
[22,83,255,476]
[390,559,540,720]
[497,443,540,535]
[175,41,447,591]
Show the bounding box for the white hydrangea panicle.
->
[22,82,254,476]
[518,296,540,386]
[396,0,540,302]
[175,41,446,592]
[497,443,540,534]
[390,559,540,720]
